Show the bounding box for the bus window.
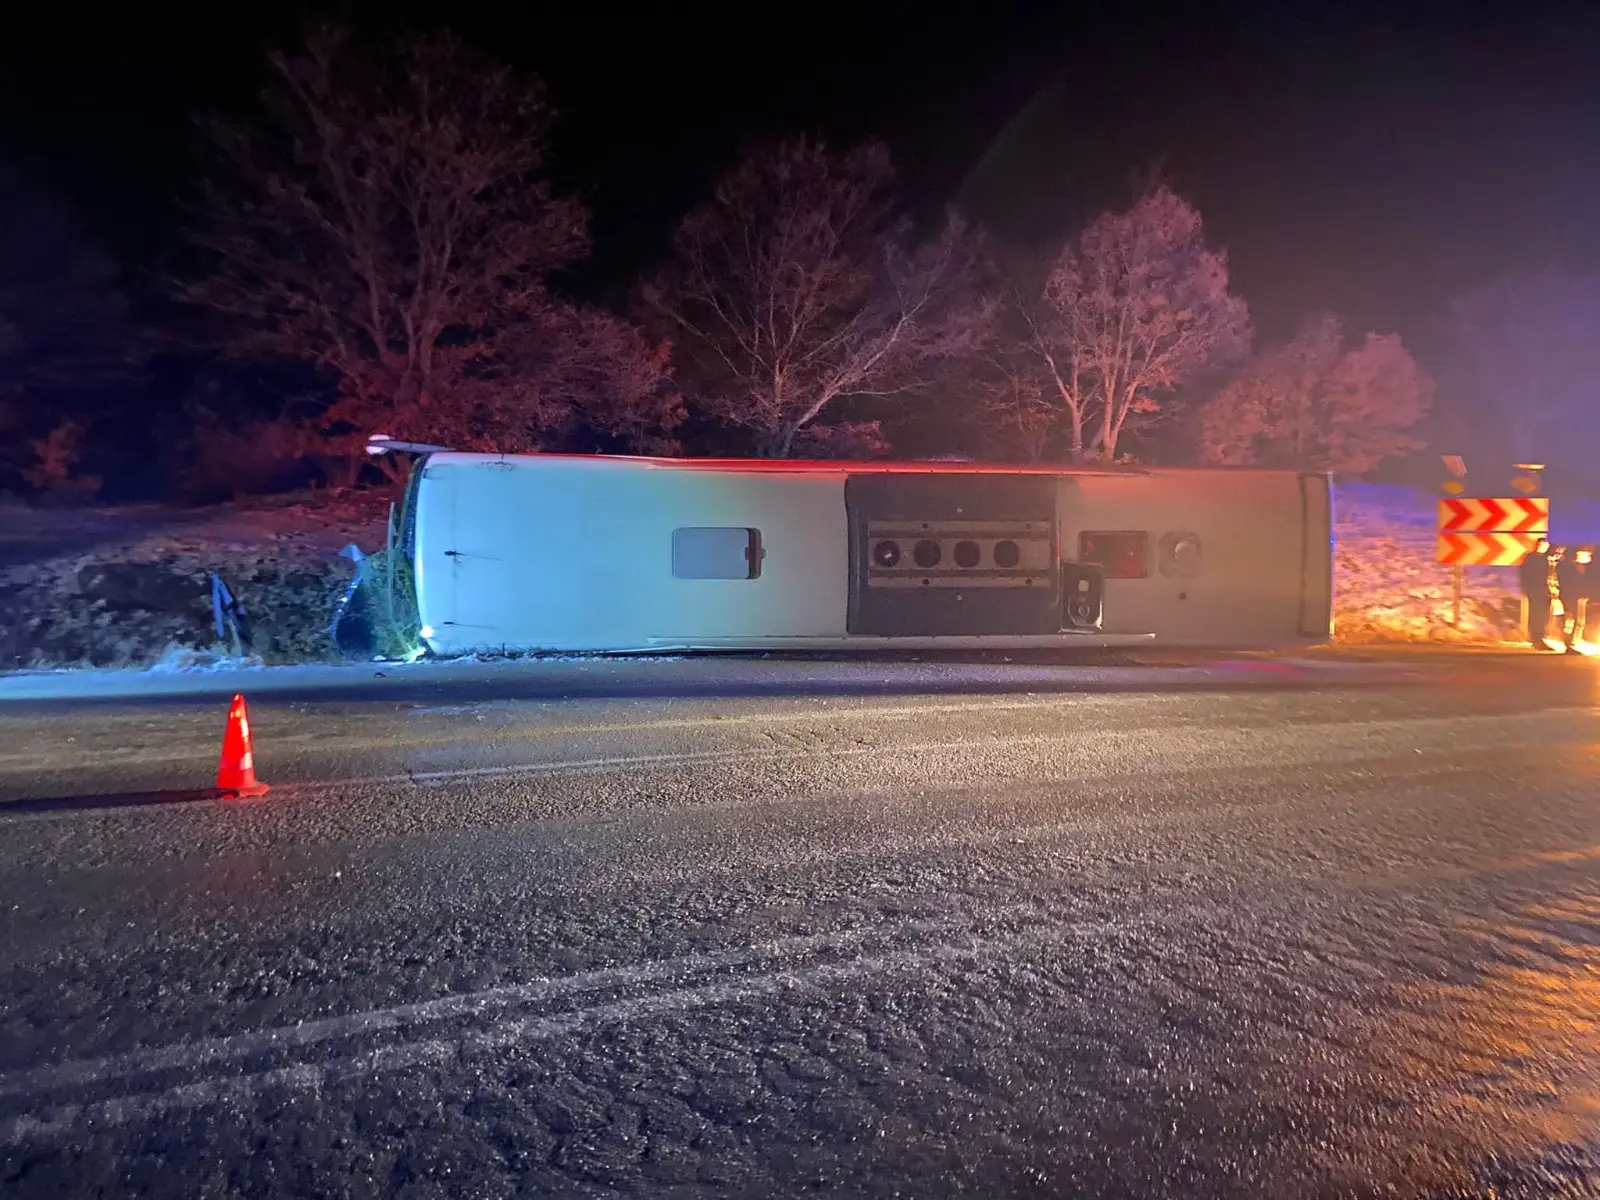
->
[672,527,765,580]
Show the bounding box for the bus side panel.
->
[414,458,586,653]
[411,458,459,649]
[577,468,848,644]
[414,454,1331,653]
[418,456,850,653]
[1060,472,1308,643]
[1298,472,1334,641]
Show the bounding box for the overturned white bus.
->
[390,451,1333,656]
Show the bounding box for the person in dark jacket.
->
[1519,538,1553,648]
[1570,546,1595,649]
[1555,544,1590,652]
[1587,549,1600,647]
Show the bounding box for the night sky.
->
[2,1,1598,353]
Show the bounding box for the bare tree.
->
[470,304,686,455]
[983,375,1056,463]
[1199,313,1431,473]
[1443,269,1600,471]
[641,138,994,458]
[177,27,680,478]
[789,420,892,459]
[1014,186,1250,462]
[944,347,1056,462]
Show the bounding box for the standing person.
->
[1574,547,1596,648]
[1519,537,1553,649]
[1555,544,1588,652]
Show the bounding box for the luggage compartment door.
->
[846,473,1061,636]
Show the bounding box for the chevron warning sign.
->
[1437,496,1549,534]
[1436,531,1543,566]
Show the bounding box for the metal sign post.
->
[1440,457,1467,624]
[1514,465,1547,644]
[1435,455,1551,635]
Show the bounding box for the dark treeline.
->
[0,27,1588,505]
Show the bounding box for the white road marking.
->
[315,706,1600,794]
[0,673,1389,775]
[0,903,1058,1103]
[0,693,1177,776]
[0,915,1123,1145]
[7,705,1591,811]
[0,930,862,1102]
[399,692,1182,732]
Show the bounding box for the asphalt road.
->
[0,651,1595,1197]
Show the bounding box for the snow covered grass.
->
[147,644,268,674]
[1332,482,1600,646]
[0,491,389,670]
[1332,483,1518,645]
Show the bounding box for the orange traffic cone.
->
[216,693,270,799]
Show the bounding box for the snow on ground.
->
[1332,484,1518,644]
[3,481,1594,672]
[0,491,389,670]
[1333,482,1600,645]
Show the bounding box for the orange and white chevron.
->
[1437,496,1549,534]
[1436,531,1543,567]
